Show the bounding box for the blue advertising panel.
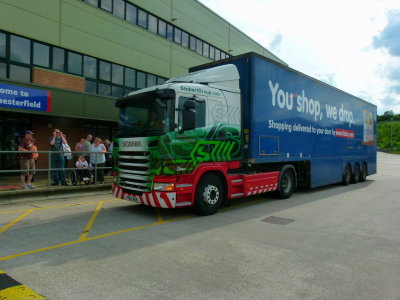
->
[191,53,377,188]
[0,83,52,112]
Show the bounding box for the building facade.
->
[0,0,284,171]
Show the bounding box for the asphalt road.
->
[0,152,399,299]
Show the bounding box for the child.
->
[76,155,91,182]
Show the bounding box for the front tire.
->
[194,174,225,216]
[277,168,295,199]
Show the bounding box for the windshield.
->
[117,95,174,138]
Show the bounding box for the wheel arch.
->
[188,163,230,205]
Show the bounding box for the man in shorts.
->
[18,130,36,189]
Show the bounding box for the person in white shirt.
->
[90,137,106,183]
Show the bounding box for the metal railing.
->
[0,150,113,188]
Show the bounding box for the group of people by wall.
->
[17,129,113,189]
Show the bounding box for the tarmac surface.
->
[0,152,399,299]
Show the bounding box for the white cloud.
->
[199,0,400,114]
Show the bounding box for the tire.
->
[194,174,225,216]
[359,163,367,182]
[277,168,295,199]
[342,164,351,186]
[351,164,360,184]
[69,170,77,185]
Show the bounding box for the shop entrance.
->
[0,116,30,174]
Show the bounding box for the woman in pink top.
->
[74,137,85,159]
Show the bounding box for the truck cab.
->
[112,64,246,214]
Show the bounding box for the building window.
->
[181,31,189,48]
[158,20,166,37]
[84,56,97,79]
[112,64,123,85]
[137,9,147,29]
[174,28,182,44]
[157,77,166,85]
[86,80,97,94]
[68,52,82,75]
[203,43,209,58]
[100,0,112,12]
[137,71,146,89]
[112,86,124,98]
[0,32,6,58]
[84,0,98,6]
[0,62,6,78]
[52,47,65,72]
[189,36,196,51]
[125,3,137,25]
[9,64,30,82]
[166,24,173,41]
[196,39,203,55]
[124,88,134,95]
[215,49,221,60]
[81,0,230,62]
[98,83,111,96]
[99,60,111,81]
[148,14,158,34]
[113,0,125,18]
[124,67,136,88]
[10,35,30,64]
[209,46,215,60]
[33,42,49,67]
[147,74,156,87]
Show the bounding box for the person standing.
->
[83,134,93,163]
[62,134,72,169]
[49,128,68,186]
[74,137,85,160]
[103,138,112,175]
[90,137,106,184]
[18,131,36,189]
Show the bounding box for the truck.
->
[112,52,376,215]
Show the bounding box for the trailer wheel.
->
[359,163,367,182]
[277,168,295,199]
[194,174,225,216]
[351,164,360,184]
[342,164,351,185]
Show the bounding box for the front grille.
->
[117,151,150,194]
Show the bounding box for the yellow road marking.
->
[0,285,46,299]
[156,209,164,223]
[0,199,119,214]
[0,197,265,261]
[79,201,104,241]
[0,214,194,261]
[0,269,5,274]
[0,209,36,234]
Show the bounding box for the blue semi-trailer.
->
[112,52,376,215]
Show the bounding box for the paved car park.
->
[0,152,399,299]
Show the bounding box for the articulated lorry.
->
[112,52,376,215]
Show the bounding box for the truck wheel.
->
[359,163,367,182]
[277,168,295,199]
[351,164,360,184]
[194,174,224,216]
[342,164,351,185]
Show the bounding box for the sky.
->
[198,0,400,115]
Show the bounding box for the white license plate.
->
[125,195,140,203]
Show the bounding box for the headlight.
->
[153,182,175,192]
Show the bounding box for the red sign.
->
[335,129,354,138]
